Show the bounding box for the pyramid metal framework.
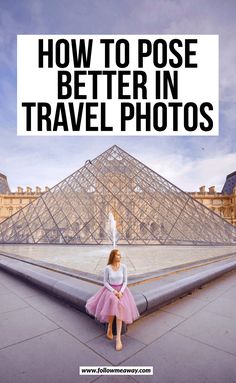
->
[0,145,236,245]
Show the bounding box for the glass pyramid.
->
[0,145,235,245]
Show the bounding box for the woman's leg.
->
[116,318,123,351]
[106,315,114,339]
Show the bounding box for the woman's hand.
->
[117,291,123,299]
[113,290,123,299]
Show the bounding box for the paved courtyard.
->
[0,266,236,382]
[0,244,235,276]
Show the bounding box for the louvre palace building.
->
[0,146,235,246]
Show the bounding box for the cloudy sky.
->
[0,0,235,192]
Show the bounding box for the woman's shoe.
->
[106,326,113,340]
[116,338,123,351]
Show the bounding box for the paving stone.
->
[24,290,72,314]
[218,271,236,285]
[148,306,185,325]
[189,282,233,301]
[124,331,236,383]
[210,274,236,288]
[203,296,236,320]
[220,285,236,300]
[86,334,146,365]
[46,304,105,342]
[127,310,184,345]
[173,309,236,355]
[4,281,44,299]
[0,283,11,296]
[160,294,209,318]
[0,306,58,349]
[0,328,109,383]
[0,270,45,298]
[1,253,236,382]
[0,292,29,314]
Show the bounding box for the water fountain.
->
[108,212,118,248]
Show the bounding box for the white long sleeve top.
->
[104,263,127,294]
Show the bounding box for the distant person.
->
[85,249,139,351]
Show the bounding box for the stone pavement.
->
[0,244,236,277]
[1,268,236,382]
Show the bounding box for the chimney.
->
[208,186,216,194]
[36,186,41,194]
[199,186,205,193]
[17,186,23,193]
[26,186,32,194]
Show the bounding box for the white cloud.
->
[0,0,235,194]
[146,151,236,191]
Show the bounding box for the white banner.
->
[17,34,218,136]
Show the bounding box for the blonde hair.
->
[107,249,120,265]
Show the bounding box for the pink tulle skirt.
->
[85,284,140,324]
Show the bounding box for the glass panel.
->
[0,145,235,245]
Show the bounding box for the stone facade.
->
[0,169,236,228]
[0,186,49,223]
[189,185,236,227]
